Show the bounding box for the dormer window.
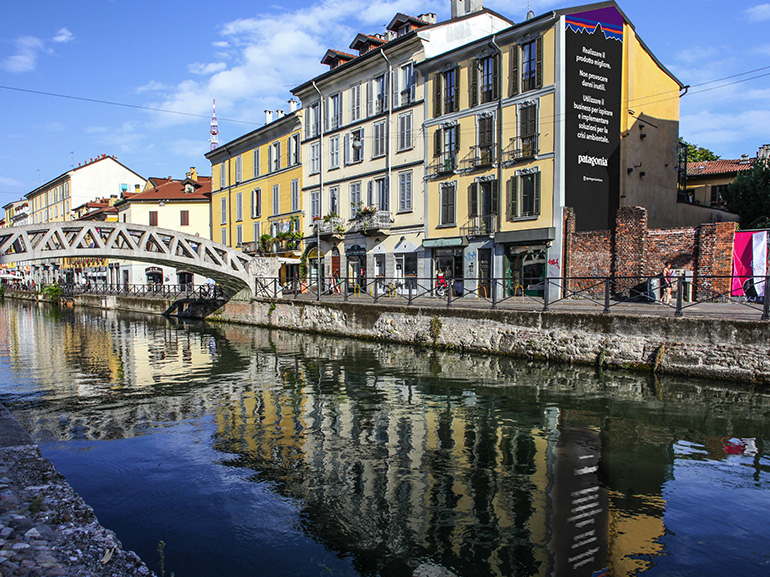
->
[398,23,411,36]
[185,184,194,194]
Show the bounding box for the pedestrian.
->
[661,261,673,304]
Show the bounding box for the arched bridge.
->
[0,222,278,297]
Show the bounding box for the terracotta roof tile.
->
[686,158,754,177]
[126,176,212,202]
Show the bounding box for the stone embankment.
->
[212,299,770,383]
[0,404,155,577]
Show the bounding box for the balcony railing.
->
[460,214,497,236]
[460,145,496,171]
[505,134,539,163]
[353,210,391,234]
[428,152,457,178]
[313,217,345,237]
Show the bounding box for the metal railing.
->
[504,135,539,163]
[460,214,496,236]
[249,273,770,320]
[8,283,226,300]
[352,211,391,234]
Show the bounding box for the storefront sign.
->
[422,238,466,248]
[564,7,624,231]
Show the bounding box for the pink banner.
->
[732,231,754,295]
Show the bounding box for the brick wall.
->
[564,206,736,300]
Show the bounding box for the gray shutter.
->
[535,36,543,89]
[491,54,499,100]
[392,70,399,105]
[510,46,519,96]
[434,129,442,158]
[469,60,478,108]
[534,172,541,215]
[366,80,372,117]
[434,74,442,117]
[468,183,478,218]
[367,180,373,206]
[490,180,499,216]
[453,67,460,112]
[508,176,518,220]
[344,133,350,165]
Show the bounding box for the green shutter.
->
[453,67,461,112]
[434,73,442,118]
[468,183,478,218]
[454,125,461,151]
[510,46,519,96]
[434,129,441,158]
[534,172,541,215]
[490,180,499,215]
[508,176,518,220]
[469,60,478,108]
[491,54,499,100]
[535,36,543,89]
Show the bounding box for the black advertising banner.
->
[564,7,624,231]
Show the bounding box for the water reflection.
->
[0,300,768,577]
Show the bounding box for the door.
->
[478,248,491,297]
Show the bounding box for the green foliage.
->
[42,283,62,303]
[679,138,720,162]
[724,159,770,227]
[429,316,442,345]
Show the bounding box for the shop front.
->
[423,237,466,295]
[345,244,367,291]
[146,266,163,286]
[495,227,555,298]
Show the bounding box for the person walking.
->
[661,262,673,304]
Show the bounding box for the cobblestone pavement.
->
[0,405,155,577]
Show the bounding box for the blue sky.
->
[1,0,769,208]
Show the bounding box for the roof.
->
[687,159,754,177]
[349,34,385,52]
[386,13,432,32]
[321,49,356,66]
[25,155,146,199]
[120,176,212,203]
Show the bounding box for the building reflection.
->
[1,302,768,576]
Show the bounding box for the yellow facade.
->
[207,111,304,264]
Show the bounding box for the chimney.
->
[758,144,770,160]
[265,110,274,124]
[418,13,437,24]
[276,109,285,119]
[288,99,299,113]
[740,154,751,164]
[187,167,198,181]
[451,0,483,18]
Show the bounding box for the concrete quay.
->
[0,404,155,577]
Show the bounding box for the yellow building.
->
[206,107,304,282]
[419,1,685,298]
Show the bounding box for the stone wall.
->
[212,299,770,384]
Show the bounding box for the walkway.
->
[0,403,155,576]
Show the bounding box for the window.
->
[220,197,227,224]
[253,221,261,242]
[512,37,543,95]
[346,128,364,164]
[373,121,386,157]
[329,135,340,169]
[470,54,499,107]
[310,142,321,174]
[251,188,261,218]
[400,62,415,106]
[398,112,412,151]
[350,84,361,122]
[64,182,69,198]
[236,192,243,221]
[440,183,456,226]
[434,68,459,117]
[289,134,300,166]
[477,114,495,165]
[269,142,281,172]
[368,177,388,211]
[291,179,299,212]
[326,93,342,130]
[180,210,189,226]
[433,124,460,172]
[519,102,538,157]
[272,184,280,215]
[329,186,339,215]
[398,171,412,212]
[236,225,243,246]
[221,228,227,245]
[253,148,260,177]
[350,182,361,217]
[311,190,320,219]
[149,211,158,226]
[368,74,387,116]
[507,171,541,220]
[219,162,226,189]
[307,102,321,137]
[235,155,242,183]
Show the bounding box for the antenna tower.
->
[209,99,219,151]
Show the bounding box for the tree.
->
[679,138,720,162]
[723,158,770,228]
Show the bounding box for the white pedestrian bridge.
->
[0,222,278,298]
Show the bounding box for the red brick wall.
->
[563,206,736,300]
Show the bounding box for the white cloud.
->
[188,62,228,75]
[745,3,770,21]
[53,28,74,43]
[681,109,770,156]
[1,36,45,73]
[136,80,170,93]
[0,176,23,188]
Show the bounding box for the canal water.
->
[0,300,768,577]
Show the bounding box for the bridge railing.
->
[26,283,227,300]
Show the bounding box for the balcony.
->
[504,134,539,164]
[313,217,345,237]
[428,152,457,179]
[460,145,496,171]
[460,214,497,237]
[353,210,392,234]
